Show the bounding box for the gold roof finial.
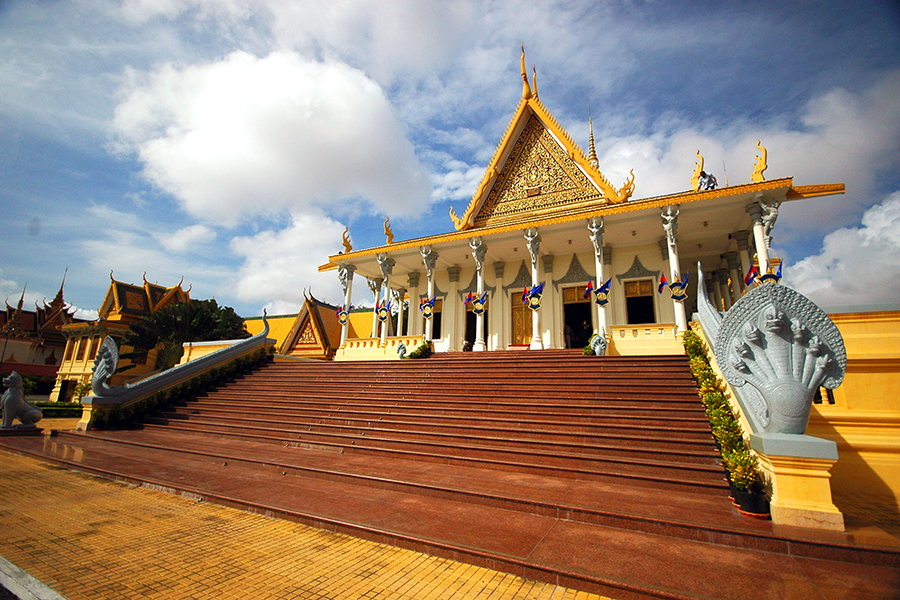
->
[384,216,395,245]
[341,227,353,253]
[690,149,704,191]
[751,140,767,183]
[520,45,532,99]
[532,65,538,101]
[588,115,599,168]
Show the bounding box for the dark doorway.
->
[626,295,656,324]
[564,302,593,348]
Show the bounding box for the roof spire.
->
[532,65,538,101]
[520,45,532,99]
[588,114,599,168]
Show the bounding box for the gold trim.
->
[785,183,845,199]
[320,178,798,271]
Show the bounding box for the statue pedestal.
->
[751,433,845,531]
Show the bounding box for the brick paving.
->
[0,450,610,600]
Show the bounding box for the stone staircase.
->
[3,350,899,599]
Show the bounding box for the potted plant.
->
[723,449,770,518]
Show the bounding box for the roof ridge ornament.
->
[384,217,394,245]
[532,65,538,101]
[520,44,532,99]
[588,116,598,168]
[751,140,768,183]
[341,227,353,253]
[691,150,704,191]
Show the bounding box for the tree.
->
[117,299,250,372]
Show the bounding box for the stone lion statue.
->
[1,371,42,428]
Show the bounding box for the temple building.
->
[319,50,844,360]
[0,274,88,378]
[49,274,191,401]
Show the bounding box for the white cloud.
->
[112,50,431,227]
[159,224,216,253]
[592,70,900,242]
[784,192,900,309]
[229,211,346,313]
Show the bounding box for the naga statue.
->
[714,281,845,434]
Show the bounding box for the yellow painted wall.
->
[806,311,900,523]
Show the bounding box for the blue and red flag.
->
[745,265,758,285]
[464,292,474,306]
[658,273,668,294]
[522,287,529,305]
[584,280,594,299]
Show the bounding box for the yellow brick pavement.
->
[0,451,612,600]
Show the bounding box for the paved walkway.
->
[0,450,610,600]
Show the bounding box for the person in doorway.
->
[564,323,574,348]
[576,320,592,348]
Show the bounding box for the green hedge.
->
[683,329,762,493]
[404,340,434,359]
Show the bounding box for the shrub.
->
[684,325,763,495]
[406,340,434,359]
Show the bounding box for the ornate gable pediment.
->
[474,114,604,228]
[448,88,635,232]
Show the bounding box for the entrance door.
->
[625,279,656,324]
[511,301,529,346]
[562,286,593,348]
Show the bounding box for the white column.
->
[421,246,438,341]
[524,227,543,349]
[710,271,724,311]
[661,205,687,333]
[407,272,420,336]
[396,289,406,336]
[718,269,733,310]
[337,264,355,348]
[470,237,487,351]
[377,253,395,347]
[368,278,382,338]
[724,252,742,303]
[493,261,505,350]
[732,230,753,292]
[747,199,771,273]
[587,217,607,336]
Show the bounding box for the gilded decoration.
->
[690,150,704,191]
[297,319,318,345]
[474,115,604,227]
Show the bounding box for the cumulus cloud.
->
[112,50,431,227]
[159,224,216,253]
[784,192,900,309]
[229,211,346,314]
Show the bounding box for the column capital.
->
[407,271,420,289]
[376,253,395,279]
[420,245,438,278]
[469,236,487,272]
[746,202,764,224]
[542,254,554,275]
[731,230,752,251]
[448,265,461,284]
[587,217,604,257]
[494,261,505,280]
[524,228,541,265]
[723,251,741,271]
[661,204,679,249]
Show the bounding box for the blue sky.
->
[1,0,899,319]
